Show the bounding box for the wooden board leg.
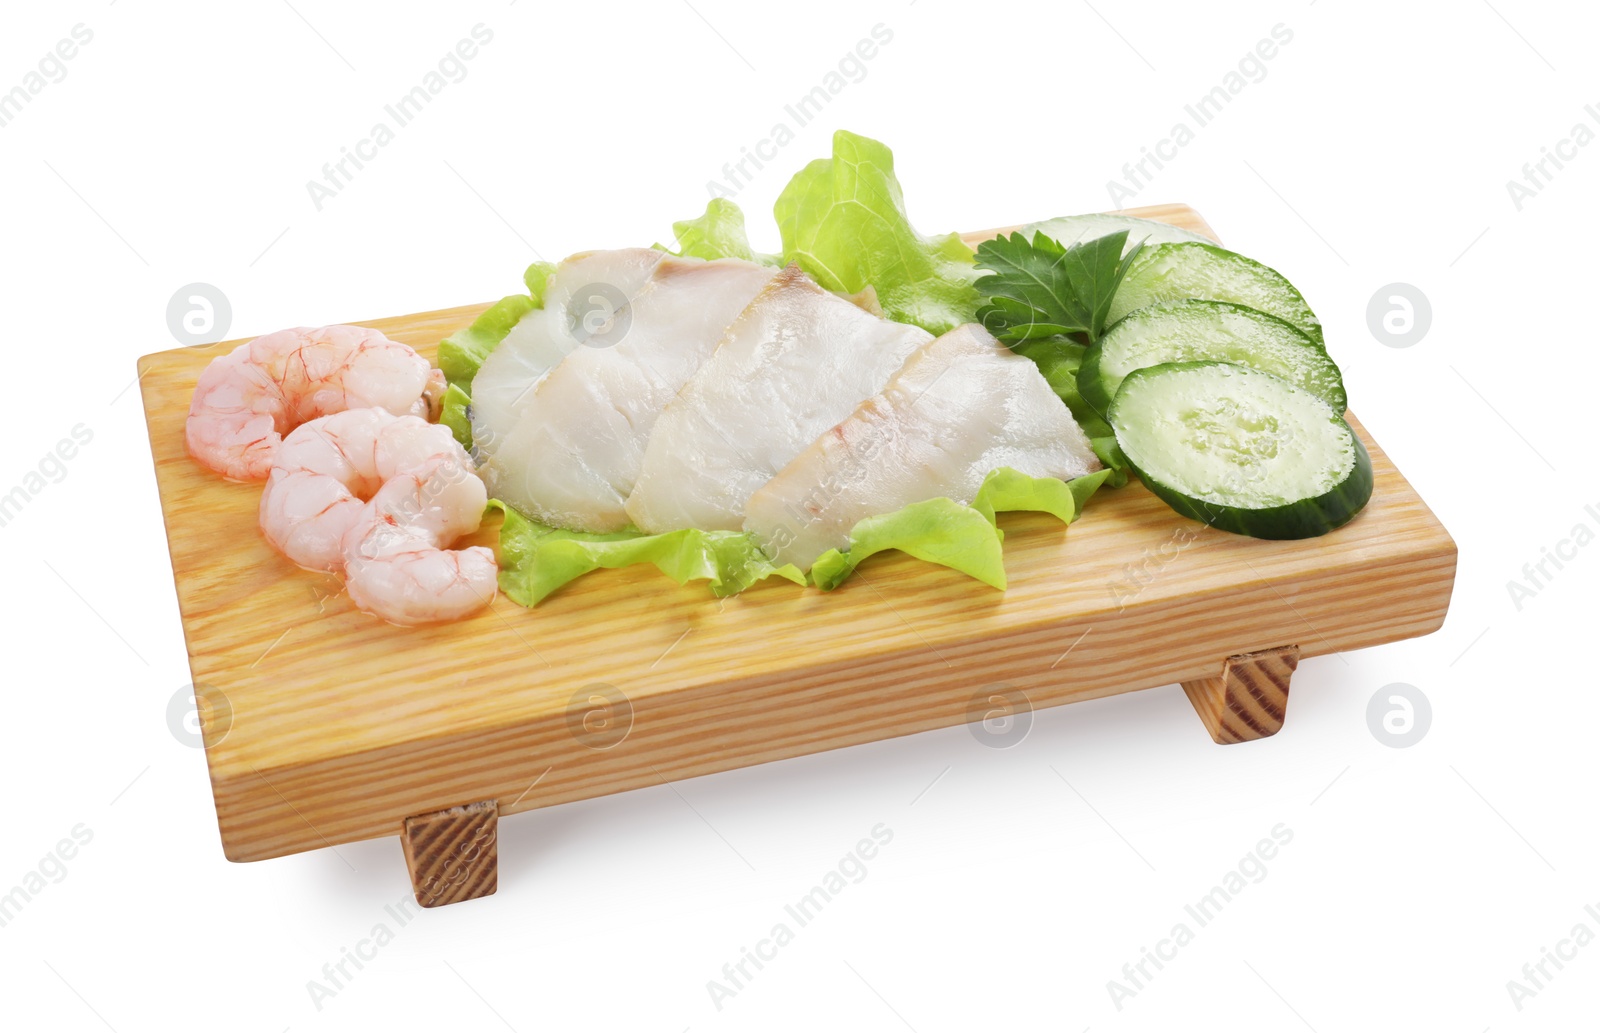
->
[1181,646,1300,745]
[401,800,498,908]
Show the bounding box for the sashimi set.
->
[182,131,1370,626]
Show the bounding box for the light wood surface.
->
[1181,645,1301,745]
[138,203,1456,863]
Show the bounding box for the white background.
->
[1,1,1596,1030]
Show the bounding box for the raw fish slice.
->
[483,256,778,531]
[470,248,667,455]
[625,265,933,534]
[744,323,1101,569]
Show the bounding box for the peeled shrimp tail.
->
[340,453,497,625]
[258,407,433,572]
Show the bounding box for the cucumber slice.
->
[1024,213,1212,254]
[1108,243,1322,344]
[1080,300,1346,417]
[1109,361,1372,539]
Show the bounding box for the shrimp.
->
[342,455,498,626]
[259,408,496,625]
[186,325,446,480]
[259,408,450,572]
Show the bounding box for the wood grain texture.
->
[138,204,1457,863]
[1181,645,1301,745]
[401,800,498,907]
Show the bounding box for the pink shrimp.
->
[259,408,450,572]
[185,325,446,480]
[342,455,499,625]
[259,408,496,624]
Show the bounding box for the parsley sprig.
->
[974,230,1145,345]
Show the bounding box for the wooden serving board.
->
[139,205,1456,900]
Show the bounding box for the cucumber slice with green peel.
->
[1108,242,1322,344]
[1024,213,1212,254]
[1080,300,1346,418]
[1109,361,1372,539]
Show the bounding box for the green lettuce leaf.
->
[775,130,980,334]
[523,259,555,301]
[1089,437,1131,488]
[662,198,778,264]
[809,467,1111,591]
[492,501,805,606]
[492,465,1113,603]
[439,383,473,449]
[810,499,1005,591]
[1066,467,1116,511]
[970,466,1081,524]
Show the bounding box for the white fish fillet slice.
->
[470,248,667,456]
[744,323,1101,569]
[625,265,933,534]
[482,256,778,532]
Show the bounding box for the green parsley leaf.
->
[974,230,1145,344]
